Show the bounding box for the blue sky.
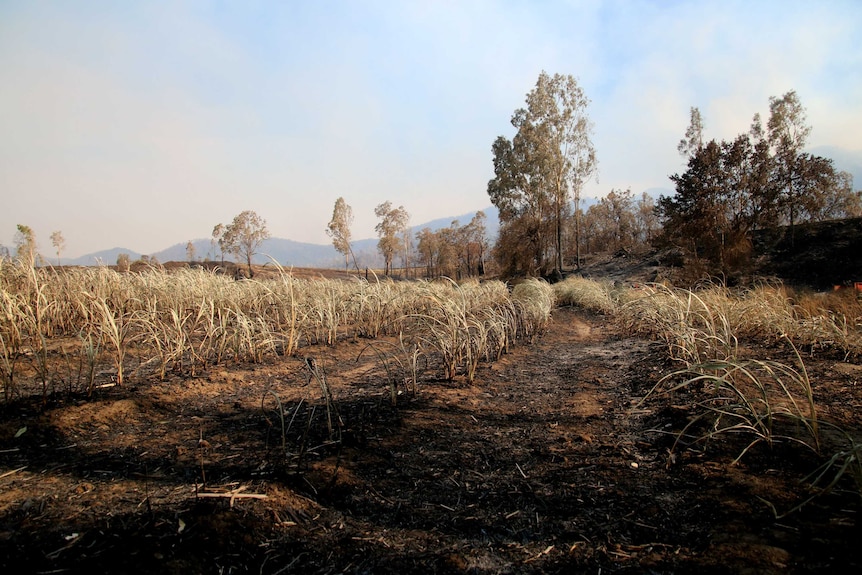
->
[1,1,860,258]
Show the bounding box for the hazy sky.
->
[2,1,861,258]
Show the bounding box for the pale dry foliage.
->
[0,262,554,398]
[617,281,862,363]
[411,278,520,382]
[559,276,862,508]
[646,352,820,462]
[512,278,555,341]
[552,276,617,315]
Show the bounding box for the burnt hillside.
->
[752,217,862,289]
[576,217,862,290]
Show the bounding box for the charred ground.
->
[1,303,860,574]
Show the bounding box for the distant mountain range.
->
[60,207,505,268]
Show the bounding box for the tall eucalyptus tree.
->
[488,71,596,275]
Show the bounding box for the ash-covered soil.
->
[2,306,861,573]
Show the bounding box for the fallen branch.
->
[0,466,27,480]
[524,545,554,563]
[195,485,268,507]
[196,492,268,500]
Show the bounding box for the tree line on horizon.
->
[326,198,489,280]
[6,79,860,282]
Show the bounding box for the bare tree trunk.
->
[346,244,359,272]
[556,211,563,274]
[574,194,582,270]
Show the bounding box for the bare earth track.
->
[1,307,860,573]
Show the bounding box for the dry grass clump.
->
[726,282,797,340]
[728,285,862,359]
[644,349,820,461]
[789,289,862,359]
[616,281,862,364]
[617,283,737,364]
[346,277,413,339]
[618,280,862,512]
[643,348,862,514]
[409,278,520,382]
[512,278,554,341]
[1,261,557,399]
[552,277,617,314]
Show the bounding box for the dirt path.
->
[1,308,859,573]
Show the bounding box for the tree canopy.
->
[15,224,37,268]
[219,210,270,278]
[327,197,357,270]
[488,71,596,277]
[658,92,861,279]
[415,211,487,279]
[50,230,65,266]
[374,202,410,276]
